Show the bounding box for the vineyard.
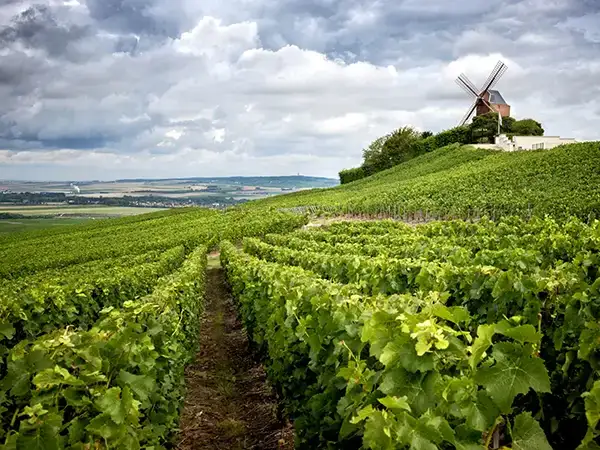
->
[0,208,307,448]
[2,142,600,448]
[257,142,600,220]
[223,217,600,449]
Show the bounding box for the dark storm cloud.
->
[246,0,599,64]
[0,4,89,57]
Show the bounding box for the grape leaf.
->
[0,322,15,340]
[350,405,375,424]
[86,414,123,441]
[465,391,499,432]
[33,366,83,390]
[511,412,552,450]
[378,395,411,413]
[16,424,61,450]
[497,323,542,344]
[583,380,600,430]
[431,304,470,325]
[362,410,393,449]
[469,324,495,369]
[117,370,155,404]
[96,387,126,425]
[380,338,434,372]
[475,342,550,412]
[411,435,437,450]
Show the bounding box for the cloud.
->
[0,0,599,180]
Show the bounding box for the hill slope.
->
[256,142,600,219]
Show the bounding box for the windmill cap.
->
[487,90,507,105]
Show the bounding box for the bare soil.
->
[178,260,294,450]
[303,215,436,228]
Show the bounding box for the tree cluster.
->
[339,114,545,184]
[470,113,544,144]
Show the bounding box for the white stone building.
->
[493,134,577,151]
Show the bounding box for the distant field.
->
[0,205,166,216]
[0,205,167,233]
[0,218,92,233]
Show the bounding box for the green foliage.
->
[339,167,366,185]
[341,125,472,183]
[0,208,309,447]
[221,235,563,448]
[0,246,208,448]
[223,216,600,448]
[511,118,544,136]
[362,127,423,175]
[0,246,186,374]
[340,112,546,184]
[417,126,472,152]
[0,208,307,280]
[469,113,544,143]
[257,142,600,220]
[469,112,502,143]
[360,135,388,175]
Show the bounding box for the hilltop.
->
[255,142,600,220]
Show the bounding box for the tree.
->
[469,112,515,143]
[511,119,544,136]
[421,131,434,139]
[362,135,390,175]
[379,126,423,169]
[469,113,499,143]
[361,127,422,174]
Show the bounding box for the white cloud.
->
[0,0,599,180]
[561,13,600,43]
[165,129,183,140]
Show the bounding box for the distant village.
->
[0,191,247,210]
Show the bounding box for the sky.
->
[0,0,599,181]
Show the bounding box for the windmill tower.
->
[456,61,511,126]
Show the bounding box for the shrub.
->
[339,167,366,184]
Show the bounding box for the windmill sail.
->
[455,60,509,126]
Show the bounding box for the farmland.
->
[0,205,168,233]
[2,142,600,449]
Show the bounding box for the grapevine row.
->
[221,242,559,449]
[230,218,600,448]
[0,246,207,448]
[0,246,186,370]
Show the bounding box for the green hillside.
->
[257,142,600,219]
[3,142,600,449]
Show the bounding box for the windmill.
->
[456,61,511,126]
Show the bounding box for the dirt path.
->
[178,258,294,450]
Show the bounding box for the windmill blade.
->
[458,74,479,97]
[455,77,478,98]
[480,61,503,92]
[459,100,478,126]
[486,63,508,92]
[481,61,507,94]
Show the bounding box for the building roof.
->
[488,89,507,105]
